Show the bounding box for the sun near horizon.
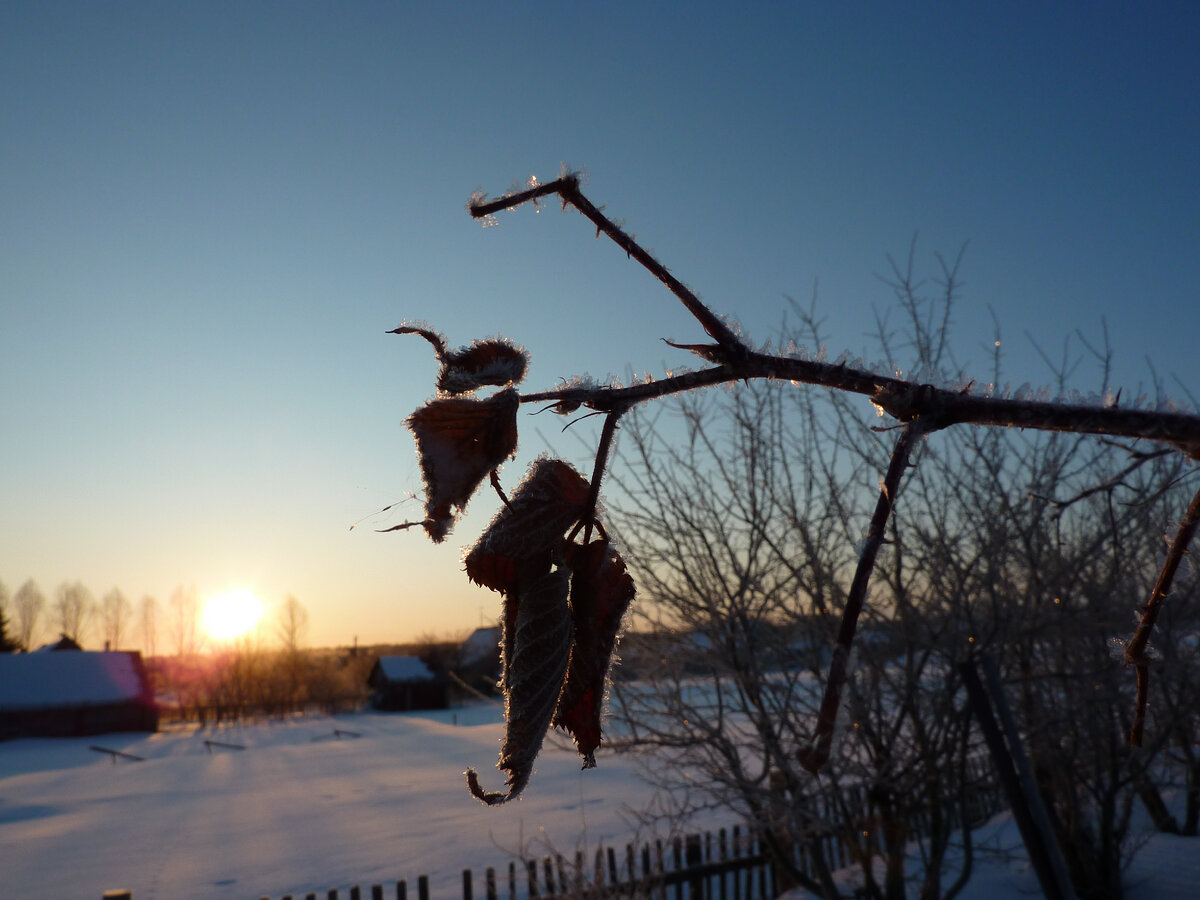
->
[200,589,265,644]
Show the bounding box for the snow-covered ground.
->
[0,704,1196,899]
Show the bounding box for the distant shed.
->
[367,656,449,711]
[0,650,158,740]
[458,626,502,693]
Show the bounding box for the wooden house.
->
[0,649,158,740]
[366,656,449,712]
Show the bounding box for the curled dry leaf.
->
[464,458,590,592]
[553,539,636,767]
[438,340,529,395]
[467,563,572,806]
[405,388,519,542]
[389,326,528,395]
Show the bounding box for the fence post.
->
[102,893,132,900]
[717,829,728,900]
[418,875,429,900]
[397,878,407,900]
[685,835,703,900]
[463,868,473,900]
[526,859,540,897]
[655,839,666,900]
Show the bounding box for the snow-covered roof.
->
[460,626,501,667]
[0,651,151,711]
[375,656,436,682]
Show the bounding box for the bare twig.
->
[799,421,927,774]
[1029,447,1174,511]
[1125,485,1200,746]
[472,174,748,361]
[573,409,625,545]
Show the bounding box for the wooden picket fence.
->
[267,826,773,900]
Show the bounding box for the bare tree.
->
[140,594,158,658]
[100,588,132,650]
[169,585,198,657]
[54,581,94,646]
[13,579,45,650]
[0,579,18,652]
[275,594,311,708]
[886,417,1197,900]
[605,377,989,900]
[276,595,309,653]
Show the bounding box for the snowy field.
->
[1,703,1196,900]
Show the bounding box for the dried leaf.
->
[467,563,572,805]
[439,340,529,395]
[464,458,590,592]
[389,326,528,395]
[554,539,636,766]
[407,388,519,541]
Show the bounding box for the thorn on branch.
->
[663,338,736,365]
[489,470,512,509]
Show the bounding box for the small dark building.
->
[0,649,158,740]
[458,626,502,694]
[367,656,449,711]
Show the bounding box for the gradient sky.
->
[2,3,1198,651]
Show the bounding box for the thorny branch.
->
[472,174,747,359]
[473,176,1200,457]
[471,173,1200,749]
[402,172,1200,802]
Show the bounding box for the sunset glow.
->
[201,589,265,643]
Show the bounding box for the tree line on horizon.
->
[0,579,310,657]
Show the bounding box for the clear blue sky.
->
[2,3,1198,649]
